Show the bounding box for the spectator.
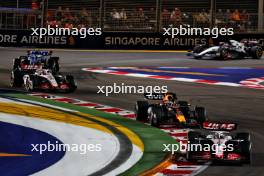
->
[230,9,241,30]
[80,8,92,26]
[170,8,182,26]
[240,10,250,30]
[120,8,127,20]
[55,6,63,21]
[63,7,73,21]
[231,9,241,21]
[138,8,148,28]
[120,8,127,27]
[224,9,232,23]
[196,9,209,27]
[111,9,121,27]
[147,8,156,29]
[112,9,120,20]
[138,8,147,20]
[215,9,225,26]
[162,9,170,27]
[31,0,39,10]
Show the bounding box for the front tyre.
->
[135,101,149,121]
[251,46,263,59]
[23,75,34,92]
[219,48,229,60]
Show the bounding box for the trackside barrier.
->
[0,29,264,50]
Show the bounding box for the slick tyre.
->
[24,76,34,92]
[195,106,207,123]
[251,46,263,59]
[150,106,164,127]
[135,101,149,121]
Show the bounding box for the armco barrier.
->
[0,29,263,50]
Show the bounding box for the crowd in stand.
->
[106,8,156,29]
[46,6,96,28]
[44,6,252,31]
[215,9,251,31]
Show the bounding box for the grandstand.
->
[0,0,262,32]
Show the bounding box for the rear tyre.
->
[195,106,206,123]
[236,133,251,164]
[149,106,164,127]
[51,57,60,72]
[187,131,202,161]
[219,48,229,60]
[135,101,149,121]
[10,70,22,87]
[251,46,263,59]
[236,132,251,141]
[193,45,206,59]
[23,75,35,92]
[47,57,60,73]
[65,75,77,93]
[13,58,21,69]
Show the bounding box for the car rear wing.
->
[144,93,164,100]
[202,122,237,131]
[27,50,52,56]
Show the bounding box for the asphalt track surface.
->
[0,47,264,176]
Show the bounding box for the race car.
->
[135,92,207,127]
[187,122,251,164]
[189,39,263,60]
[11,69,77,93]
[13,50,60,73]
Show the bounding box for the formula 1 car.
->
[10,69,77,93]
[189,39,263,60]
[187,122,251,164]
[135,93,207,127]
[13,50,60,73]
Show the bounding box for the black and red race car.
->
[135,93,207,127]
[187,122,251,164]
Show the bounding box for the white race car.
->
[189,40,263,60]
[11,69,77,93]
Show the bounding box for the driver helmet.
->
[163,92,177,106]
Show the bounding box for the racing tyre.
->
[193,45,205,59]
[10,70,22,87]
[187,131,202,161]
[241,141,251,164]
[135,101,149,121]
[195,106,206,123]
[251,46,263,59]
[51,57,60,72]
[65,75,77,93]
[23,75,35,92]
[219,48,229,60]
[236,132,251,164]
[150,106,164,127]
[188,131,201,141]
[13,58,21,69]
[47,57,60,73]
[236,133,251,141]
[178,101,190,116]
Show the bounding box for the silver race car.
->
[189,40,263,60]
